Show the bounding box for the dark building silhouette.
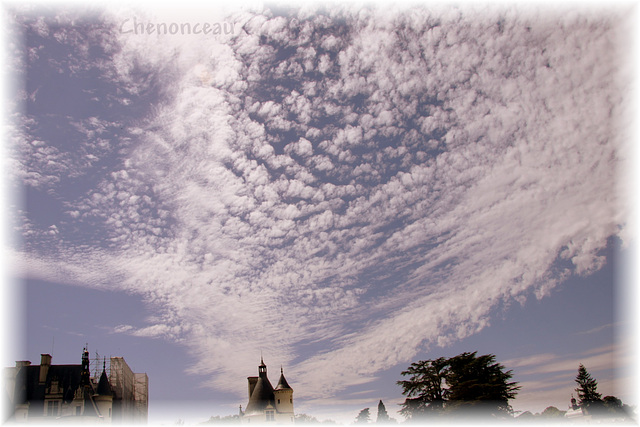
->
[240,358,293,424]
[4,348,148,424]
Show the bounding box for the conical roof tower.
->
[96,359,112,396]
[275,367,292,391]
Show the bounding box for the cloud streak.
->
[8,3,633,403]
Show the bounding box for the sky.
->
[1,0,638,424]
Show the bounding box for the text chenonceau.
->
[120,18,235,36]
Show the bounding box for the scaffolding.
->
[90,352,110,380]
[86,354,148,423]
[134,372,149,420]
[110,357,148,423]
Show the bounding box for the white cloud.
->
[9,2,633,407]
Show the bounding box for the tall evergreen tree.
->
[574,364,602,410]
[376,400,390,423]
[355,408,371,424]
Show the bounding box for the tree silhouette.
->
[574,364,602,413]
[602,395,634,418]
[445,352,519,415]
[355,408,371,424]
[540,406,566,418]
[398,352,519,420]
[397,357,448,418]
[376,400,389,423]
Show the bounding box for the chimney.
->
[15,361,31,368]
[39,354,52,384]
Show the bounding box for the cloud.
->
[505,344,617,377]
[577,323,616,336]
[8,3,633,404]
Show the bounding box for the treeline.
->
[200,352,634,424]
[352,352,634,424]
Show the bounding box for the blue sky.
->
[2,1,637,424]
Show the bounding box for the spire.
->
[275,366,292,390]
[258,357,267,377]
[80,346,91,386]
[97,362,112,396]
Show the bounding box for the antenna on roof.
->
[51,336,54,357]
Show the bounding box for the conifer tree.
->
[574,364,602,410]
[355,408,371,424]
[376,400,390,423]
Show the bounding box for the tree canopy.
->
[602,395,633,417]
[397,356,448,418]
[397,352,520,420]
[540,406,566,418]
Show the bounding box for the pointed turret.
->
[96,359,112,396]
[275,367,292,391]
[94,358,114,420]
[273,366,294,421]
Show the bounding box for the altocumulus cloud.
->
[7,3,633,401]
